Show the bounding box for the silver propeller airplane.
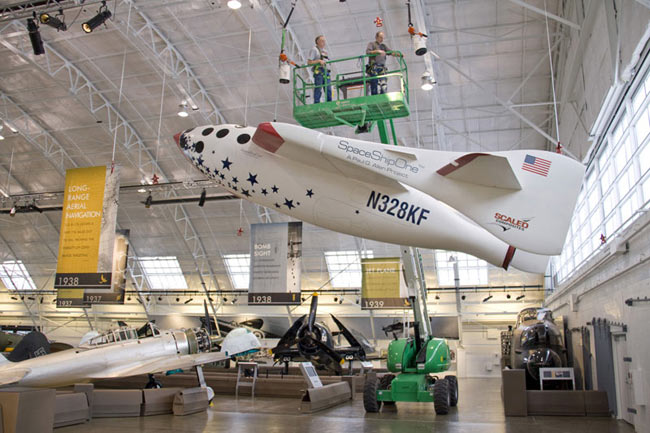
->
[0,322,260,390]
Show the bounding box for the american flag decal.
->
[522,154,551,177]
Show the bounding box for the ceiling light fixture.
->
[420,71,435,91]
[516,294,525,301]
[27,18,44,55]
[144,193,153,208]
[82,1,112,33]
[184,298,194,304]
[39,10,67,31]
[0,135,4,141]
[227,0,242,9]
[177,101,189,118]
[198,189,207,207]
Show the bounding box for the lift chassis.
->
[364,247,458,415]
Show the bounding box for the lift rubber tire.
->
[379,374,396,406]
[363,375,382,412]
[433,378,450,415]
[445,376,458,407]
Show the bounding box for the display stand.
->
[236,362,259,398]
[298,362,351,413]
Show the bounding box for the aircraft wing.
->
[0,368,31,386]
[86,352,232,379]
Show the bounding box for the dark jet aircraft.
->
[508,307,567,388]
[271,294,373,374]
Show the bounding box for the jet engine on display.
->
[0,322,261,394]
[174,122,585,273]
[504,307,568,389]
[272,294,373,374]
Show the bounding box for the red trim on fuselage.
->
[252,122,284,153]
[502,246,516,270]
[436,153,488,176]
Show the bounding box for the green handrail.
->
[292,51,409,108]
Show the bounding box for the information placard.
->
[248,222,302,305]
[361,257,410,309]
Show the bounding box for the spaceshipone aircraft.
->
[175,122,585,273]
[0,323,260,389]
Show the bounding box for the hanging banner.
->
[361,257,410,309]
[55,166,119,307]
[83,229,128,305]
[248,222,302,305]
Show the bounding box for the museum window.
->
[324,250,373,288]
[138,256,188,290]
[223,253,250,289]
[434,251,488,287]
[554,57,650,285]
[0,260,37,291]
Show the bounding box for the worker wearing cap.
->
[366,31,401,95]
[307,35,331,104]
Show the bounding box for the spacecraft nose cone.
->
[174,132,182,147]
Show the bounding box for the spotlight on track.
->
[223,297,228,303]
[420,71,435,91]
[516,294,525,301]
[198,189,207,207]
[333,297,338,303]
[39,10,67,31]
[144,193,152,208]
[9,206,16,217]
[184,298,193,304]
[482,294,493,303]
[227,0,242,9]
[461,295,466,301]
[157,297,162,301]
[435,295,440,300]
[27,18,44,55]
[82,1,112,33]
[231,298,237,304]
[506,294,511,299]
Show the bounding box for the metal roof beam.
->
[507,0,580,30]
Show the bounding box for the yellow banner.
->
[361,257,409,309]
[56,166,107,273]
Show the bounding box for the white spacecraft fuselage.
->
[176,123,585,274]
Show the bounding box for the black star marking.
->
[232,185,238,191]
[247,173,258,186]
[241,189,251,197]
[271,185,279,193]
[261,188,268,196]
[213,168,219,176]
[283,198,295,210]
[306,189,314,198]
[274,203,281,208]
[219,173,225,180]
[221,157,232,170]
[232,176,238,184]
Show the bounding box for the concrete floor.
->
[58,378,635,433]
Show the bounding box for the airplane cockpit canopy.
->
[82,322,161,347]
[516,307,553,327]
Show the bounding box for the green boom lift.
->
[289,51,458,415]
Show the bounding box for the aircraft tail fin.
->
[6,331,50,362]
[436,151,585,255]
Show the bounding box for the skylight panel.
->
[139,256,188,290]
[0,260,37,291]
